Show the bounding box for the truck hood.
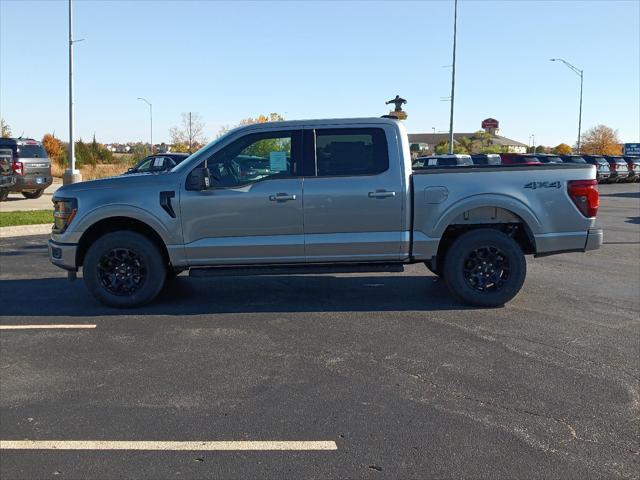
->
[54,172,180,198]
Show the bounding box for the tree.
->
[169,112,208,152]
[217,113,285,138]
[580,125,622,155]
[74,137,113,167]
[1,118,11,138]
[434,141,467,155]
[552,143,572,155]
[527,145,547,154]
[42,134,67,167]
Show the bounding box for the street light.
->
[65,0,82,185]
[447,0,458,154]
[529,134,535,153]
[550,58,583,153]
[137,97,153,153]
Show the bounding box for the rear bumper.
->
[11,174,53,192]
[48,240,78,271]
[534,227,603,256]
[584,228,603,251]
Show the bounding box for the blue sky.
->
[1,0,638,147]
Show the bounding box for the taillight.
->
[568,180,599,218]
[12,161,23,175]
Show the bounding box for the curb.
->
[0,224,52,239]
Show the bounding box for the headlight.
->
[53,197,78,233]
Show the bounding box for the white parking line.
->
[0,324,96,330]
[0,440,338,451]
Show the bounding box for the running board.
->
[189,263,405,278]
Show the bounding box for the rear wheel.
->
[443,229,526,307]
[0,189,8,202]
[22,189,44,199]
[83,231,166,308]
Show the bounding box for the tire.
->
[0,189,8,202]
[22,189,44,199]
[442,229,526,307]
[83,231,167,308]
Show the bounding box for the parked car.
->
[0,138,52,198]
[125,153,190,174]
[413,154,473,169]
[580,155,612,183]
[533,154,564,164]
[605,156,634,183]
[0,148,16,202]
[600,156,629,183]
[49,117,602,309]
[499,153,541,165]
[622,156,640,182]
[470,153,501,166]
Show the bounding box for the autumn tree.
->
[1,118,11,138]
[580,125,622,155]
[169,112,208,152]
[552,143,572,155]
[42,134,67,167]
[217,113,285,138]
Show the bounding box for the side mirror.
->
[187,167,212,191]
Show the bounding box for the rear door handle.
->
[368,190,396,199]
[269,193,297,202]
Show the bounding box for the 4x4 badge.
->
[524,181,562,189]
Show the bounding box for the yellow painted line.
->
[0,324,96,330]
[0,440,338,451]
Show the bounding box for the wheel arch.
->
[76,216,171,268]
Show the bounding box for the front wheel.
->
[0,189,8,202]
[22,189,44,199]
[443,229,526,307]
[83,231,167,308]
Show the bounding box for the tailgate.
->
[20,157,51,176]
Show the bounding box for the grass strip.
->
[0,210,53,227]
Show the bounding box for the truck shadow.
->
[0,274,473,317]
[600,191,640,199]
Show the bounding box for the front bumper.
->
[48,239,78,271]
[584,228,603,251]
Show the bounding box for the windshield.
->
[568,156,586,163]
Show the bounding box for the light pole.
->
[550,58,583,153]
[137,97,153,153]
[447,0,458,154]
[529,134,535,153]
[65,0,82,185]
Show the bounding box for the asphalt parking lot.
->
[0,182,638,479]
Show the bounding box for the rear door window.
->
[314,128,388,176]
[16,145,48,158]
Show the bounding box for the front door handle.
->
[269,193,297,202]
[368,190,396,199]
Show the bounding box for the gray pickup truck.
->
[49,118,602,308]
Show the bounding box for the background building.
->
[409,118,528,155]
